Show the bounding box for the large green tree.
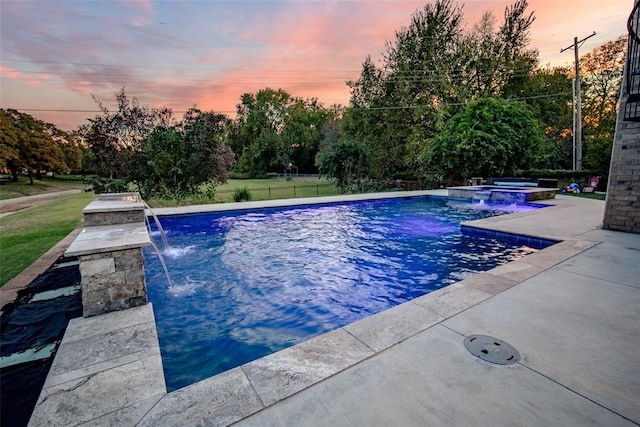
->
[0,109,21,177]
[230,88,333,177]
[84,90,236,199]
[581,36,627,173]
[0,109,70,183]
[503,67,574,169]
[343,56,392,177]
[280,97,331,174]
[86,88,172,178]
[315,141,372,192]
[344,0,468,178]
[123,108,235,199]
[230,88,289,177]
[423,98,543,182]
[48,124,83,175]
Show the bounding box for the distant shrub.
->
[91,176,127,194]
[196,181,216,199]
[232,187,252,202]
[228,170,282,179]
[227,171,252,179]
[390,171,419,181]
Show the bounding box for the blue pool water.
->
[144,197,552,391]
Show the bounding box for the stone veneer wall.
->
[447,187,556,203]
[603,66,640,233]
[83,210,145,227]
[79,247,148,317]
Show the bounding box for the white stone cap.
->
[83,199,146,214]
[65,222,151,257]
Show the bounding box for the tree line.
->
[0,0,625,197]
[344,0,625,184]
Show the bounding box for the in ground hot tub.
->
[447,185,557,203]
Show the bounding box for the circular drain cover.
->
[464,335,520,365]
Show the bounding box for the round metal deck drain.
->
[464,335,520,365]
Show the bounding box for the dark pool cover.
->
[15,263,80,303]
[0,360,55,427]
[0,258,82,427]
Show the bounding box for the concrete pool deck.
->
[27,191,640,426]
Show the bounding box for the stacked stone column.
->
[66,193,152,317]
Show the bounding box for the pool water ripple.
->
[145,197,549,391]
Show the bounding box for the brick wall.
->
[603,69,640,232]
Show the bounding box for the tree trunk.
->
[9,166,18,182]
[28,171,34,185]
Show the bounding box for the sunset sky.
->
[0,0,632,130]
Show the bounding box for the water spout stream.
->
[143,201,170,250]
[141,199,175,288]
[147,237,175,288]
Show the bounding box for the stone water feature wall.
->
[65,193,152,317]
[78,248,147,317]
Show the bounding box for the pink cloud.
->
[129,15,155,26]
[1,0,631,131]
[127,0,155,15]
[0,65,51,86]
[0,65,22,79]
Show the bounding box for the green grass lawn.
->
[216,178,338,202]
[0,175,90,200]
[148,178,339,206]
[0,192,96,287]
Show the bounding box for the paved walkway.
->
[27,193,640,426]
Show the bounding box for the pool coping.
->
[27,191,604,426]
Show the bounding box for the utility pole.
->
[572,77,576,170]
[561,31,596,171]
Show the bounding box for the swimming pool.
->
[144,196,553,391]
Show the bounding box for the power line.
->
[1,58,561,77]
[0,69,552,86]
[7,93,570,115]
[353,92,571,110]
[10,109,101,113]
[8,108,237,114]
